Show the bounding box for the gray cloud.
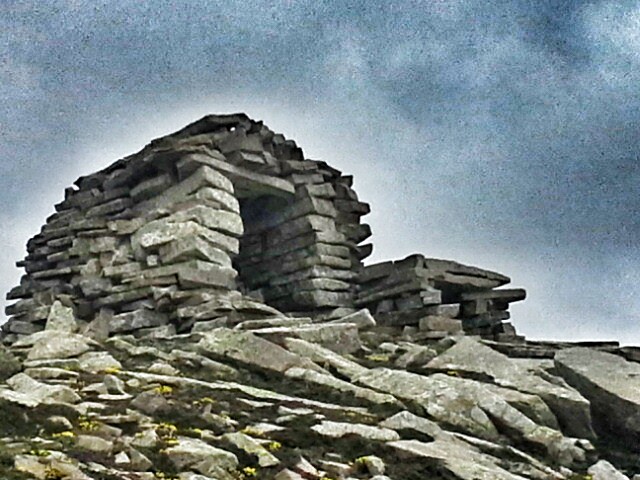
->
[2,0,640,344]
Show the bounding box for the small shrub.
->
[240,426,265,438]
[242,466,257,477]
[154,385,174,396]
[266,441,281,451]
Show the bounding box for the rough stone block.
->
[159,236,232,267]
[109,309,169,333]
[132,219,240,255]
[130,173,173,202]
[419,316,463,333]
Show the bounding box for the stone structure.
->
[2,114,525,343]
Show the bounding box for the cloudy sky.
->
[2,0,640,344]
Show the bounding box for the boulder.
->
[45,300,78,332]
[76,435,114,454]
[395,344,437,368]
[555,347,640,441]
[77,351,122,373]
[24,331,92,361]
[6,373,81,404]
[283,337,367,378]
[355,455,385,475]
[164,437,238,477]
[274,470,305,480]
[354,369,590,466]
[587,460,630,480]
[427,337,595,439]
[197,328,323,374]
[389,439,528,480]
[221,432,280,467]
[379,410,442,439]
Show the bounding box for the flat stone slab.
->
[587,460,630,480]
[311,420,400,442]
[252,323,361,355]
[389,439,529,480]
[197,328,324,374]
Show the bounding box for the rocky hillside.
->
[1,305,639,480]
[2,114,638,479]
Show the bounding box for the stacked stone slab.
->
[3,113,525,343]
[356,254,526,339]
[2,114,372,343]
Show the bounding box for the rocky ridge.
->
[1,114,639,479]
[1,307,639,479]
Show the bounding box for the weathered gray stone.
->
[23,366,79,380]
[221,432,280,467]
[189,186,240,213]
[379,410,443,438]
[284,337,367,378]
[427,337,595,439]
[180,153,295,198]
[25,332,92,360]
[0,345,21,381]
[311,421,400,441]
[159,235,232,267]
[77,435,114,454]
[274,470,305,480]
[7,373,81,404]
[77,351,122,373]
[164,437,238,475]
[395,344,437,368]
[130,173,173,201]
[109,309,169,333]
[176,262,238,289]
[460,288,526,302]
[555,347,640,441]
[129,447,153,471]
[14,454,91,480]
[197,328,323,374]
[419,315,463,333]
[389,439,528,480]
[354,369,590,466]
[328,308,376,330]
[132,219,239,255]
[253,323,361,354]
[134,165,234,214]
[82,309,112,341]
[165,205,243,236]
[587,460,630,480]
[235,317,311,330]
[285,367,401,406]
[44,300,77,332]
[355,455,385,475]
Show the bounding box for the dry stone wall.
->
[357,254,526,340]
[3,114,525,343]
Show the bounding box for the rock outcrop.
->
[555,348,640,441]
[1,114,639,479]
